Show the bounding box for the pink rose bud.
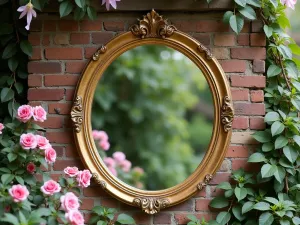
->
[99,140,110,151]
[112,151,126,163]
[65,210,84,225]
[0,123,4,134]
[108,166,118,176]
[17,105,33,123]
[76,169,92,188]
[9,184,29,202]
[32,106,47,122]
[64,167,79,177]
[60,192,80,212]
[45,147,57,164]
[40,180,61,195]
[26,162,36,174]
[36,135,51,150]
[20,133,37,150]
[103,157,116,168]
[119,159,132,172]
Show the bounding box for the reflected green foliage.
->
[92,45,213,190]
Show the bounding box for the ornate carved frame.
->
[71,10,233,214]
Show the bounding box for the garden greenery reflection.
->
[91,45,214,190]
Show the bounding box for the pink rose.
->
[9,184,29,202]
[119,160,132,172]
[26,162,36,174]
[65,210,84,225]
[60,192,80,212]
[64,167,79,177]
[93,130,109,141]
[281,0,297,9]
[113,151,126,163]
[108,166,117,176]
[20,133,37,150]
[36,135,50,149]
[0,123,4,134]
[76,169,92,188]
[99,140,110,151]
[32,106,47,122]
[103,157,115,167]
[41,180,61,195]
[45,147,57,164]
[17,105,33,123]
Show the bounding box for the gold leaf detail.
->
[92,173,107,190]
[92,45,107,61]
[197,174,213,190]
[133,197,170,214]
[71,96,83,133]
[221,96,234,132]
[198,43,213,60]
[130,9,177,39]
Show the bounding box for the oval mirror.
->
[71,10,233,214]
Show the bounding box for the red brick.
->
[43,34,50,46]
[46,131,73,144]
[250,33,266,46]
[66,89,75,101]
[195,199,212,211]
[154,213,171,224]
[237,34,249,46]
[28,62,61,74]
[92,32,114,44]
[212,48,229,59]
[192,34,211,46]
[175,21,229,32]
[250,117,266,130]
[30,48,42,60]
[252,21,263,32]
[35,116,63,129]
[64,117,73,129]
[28,33,40,46]
[80,20,102,31]
[210,173,231,184]
[253,60,265,73]
[210,186,225,197]
[226,145,249,158]
[132,213,151,225]
[53,146,64,157]
[53,159,82,170]
[167,200,193,211]
[81,199,94,210]
[101,198,119,208]
[65,61,87,73]
[48,103,72,115]
[250,90,264,102]
[234,103,265,115]
[231,75,266,88]
[220,60,247,72]
[231,88,249,101]
[28,75,42,87]
[231,47,266,59]
[30,20,42,31]
[195,187,206,197]
[66,145,80,158]
[214,34,235,46]
[85,47,98,59]
[58,20,79,31]
[45,75,79,86]
[232,117,248,129]
[45,48,83,60]
[103,21,125,31]
[175,213,210,224]
[53,34,69,45]
[28,89,64,101]
[70,33,90,44]
[83,186,109,197]
[44,20,56,32]
[232,159,259,172]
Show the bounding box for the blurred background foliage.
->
[92,45,214,190]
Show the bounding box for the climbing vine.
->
[188,0,300,224]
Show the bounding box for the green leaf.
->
[1,213,19,225]
[293,135,300,147]
[274,166,285,183]
[280,219,290,225]
[74,7,86,20]
[262,142,273,152]
[275,136,288,149]
[269,0,278,8]
[1,88,14,102]
[234,187,248,202]
[239,6,257,20]
[247,0,261,7]
[186,215,198,222]
[75,0,85,8]
[271,121,285,136]
[216,212,231,225]
[59,1,73,17]
[289,44,300,55]
[209,197,229,208]
[7,153,17,162]
[225,189,234,198]
[248,152,266,162]
[252,131,272,143]
[8,101,20,118]
[8,57,19,72]
[1,174,14,185]
[2,43,17,59]
[285,60,298,79]
[235,0,247,7]
[278,45,292,59]
[14,82,23,94]
[223,11,233,24]
[97,221,108,225]
[254,202,270,211]
[263,25,273,38]
[217,182,232,190]
[87,6,97,20]
[117,214,136,224]
[15,176,24,185]
[261,164,277,178]
[20,40,32,57]
[229,15,244,34]
[242,201,255,214]
[259,212,274,225]
[292,217,300,225]
[277,14,291,29]
[283,146,298,163]
[267,65,282,77]
[232,205,246,221]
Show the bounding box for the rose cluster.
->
[17,105,47,123]
[92,130,110,151]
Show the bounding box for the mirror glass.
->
[91,45,214,191]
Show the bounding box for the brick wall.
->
[28,7,266,225]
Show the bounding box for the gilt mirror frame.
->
[71,10,234,214]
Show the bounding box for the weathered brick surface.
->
[27,11,266,224]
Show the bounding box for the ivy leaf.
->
[59,1,73,17]
[2,43,17,59]
[263,25,273,38]
[20,40,33,57]
[217,182,232,190]
[259,212,274,225]
[265,112,280,122]
[216,212,231,225]
[278,45,292,59]
[269,0,278,8]
[283,146,298,163]
[210,197,229,208]
[229,15,244,34]
[274,166,285,183]
[292,217,300,225]
[14,82,24,94]
[8,56,19,72]
[261,164,277,178]
[267,65,282,77]
[239,6,257,20]
[262,142,273,152]
[234,187,248,202]
[223,11,233,24]
[275,136,288,149]
[254,202,270,211]
[87,6,97,20]
[1,88,14,102]
[232,205,246,221]
[235,0,247,7]
[247,0,261,7]
[117,214,136,224]
[248,152,266,162]
[242,201,255,214]
[285,60,298,79]
[271,121,285,136]
[252,131,272,143]
[74,7,85,21]
[277,14,291,29]
[75,0,85,8]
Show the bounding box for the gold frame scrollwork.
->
[71,10,233,214]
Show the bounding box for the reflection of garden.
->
[91,45,214,190]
